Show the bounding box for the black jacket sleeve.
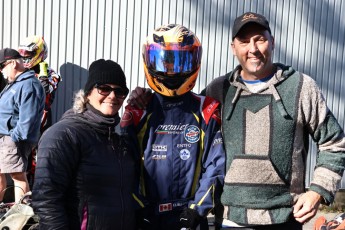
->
[32,120,81,229]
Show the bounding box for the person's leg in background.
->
[11,172,29,202]
[0,136,33,203]
[0,136,7,203]
[0,173,7,203]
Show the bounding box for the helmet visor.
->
[18,49,36,58]
[143,43,202,78]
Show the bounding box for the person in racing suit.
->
[18,35,62,187]
[120,24,226,230]
[18,35,61,133]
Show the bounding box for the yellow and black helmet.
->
[18,35,48,69]
[142,24,202,97]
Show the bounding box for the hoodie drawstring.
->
[226,87,242,120]
[269,84,290,119]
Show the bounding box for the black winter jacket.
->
[32,105,137,230]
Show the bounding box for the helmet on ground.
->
[142,24,202,97]
[18,35,48,69]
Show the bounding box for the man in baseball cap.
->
[0,47,44,204]
[0,48,22,69]
[201,11,345,230]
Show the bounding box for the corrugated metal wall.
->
[1,0,344,188]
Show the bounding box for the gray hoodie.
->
[203,63,345,225]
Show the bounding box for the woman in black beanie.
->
[32,59,138,230]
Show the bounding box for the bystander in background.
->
[0,48,45,203]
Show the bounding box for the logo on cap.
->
[242,13,258,21]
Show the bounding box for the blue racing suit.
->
[120,92,225,230]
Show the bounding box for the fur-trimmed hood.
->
[72,89,88,114]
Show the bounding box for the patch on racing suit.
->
[159,203,173,212]
[179,149,191,160]
[157,200,188,213]
[152,144,167,151]
[176,143,192,148]
[155,123,188,135]
[212,136,223,146]
[152,154,167,160]
[184,125,200,143]
[202,97,220,125]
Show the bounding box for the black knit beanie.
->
[84,59,128,94]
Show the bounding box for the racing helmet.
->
[142,24,202,97]
[18,35,48,69]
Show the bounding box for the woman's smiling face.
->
[87,84,126,116]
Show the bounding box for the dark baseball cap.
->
[232,12,271,40]
[0,48,22,64]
